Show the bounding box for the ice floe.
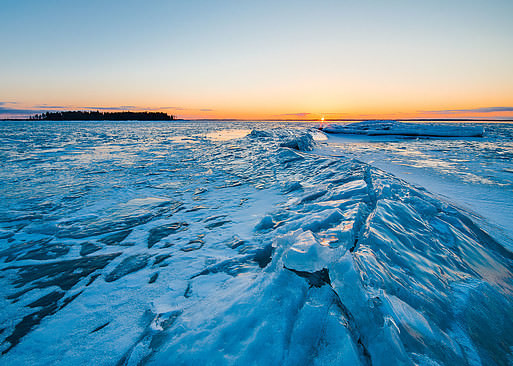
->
[321,120,485,137]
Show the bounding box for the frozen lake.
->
[0,121,512,365]
[315,122,513,248]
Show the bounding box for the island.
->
[30,111,175,121]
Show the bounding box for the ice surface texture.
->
[321,120,485,137]
[0,122,512,365]
[315,122,513,247]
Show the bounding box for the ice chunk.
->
[80,242,102,256]
[285,286,364,366]
[326,179,369,201]
[279,132,315,151]
[283,230,331,273]
[147,222,188,248]
[104,255,150,282]
[297,208,346,233]
[321,120,484,137]
[382,294,437,341]
[99,230,132,246]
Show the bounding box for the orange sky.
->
[1,1,513,120]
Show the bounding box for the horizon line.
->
[2,118,513,122]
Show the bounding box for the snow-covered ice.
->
[321,120,484,137]
[0,121,512,365]
[316,121,513,248]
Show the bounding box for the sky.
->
[1,0,513,120]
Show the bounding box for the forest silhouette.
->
[31,111,175,121]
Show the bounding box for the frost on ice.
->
[0,123,512,365]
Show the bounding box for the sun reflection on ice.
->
[205,129,251,141]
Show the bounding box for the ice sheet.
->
[316,123,513,248]
[321,120,484,137]
[0,121,512,365]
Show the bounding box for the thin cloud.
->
[0,106,44,115]
[0,101,20,107]
[30,105,136,111]
[83,106,136,111]
[163,107,214,112]
[159,106,185,111]
[278,112,311,117]
[33,105,68,109]
[23,104,211,113]
[425,107,513,114]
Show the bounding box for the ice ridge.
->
[321,120,485,137]
[0,125,511,365]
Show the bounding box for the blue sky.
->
[1,0,513,119]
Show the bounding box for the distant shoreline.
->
[2,118,512,122]
[25,110,175,121]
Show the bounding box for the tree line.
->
[31,111,175,121]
